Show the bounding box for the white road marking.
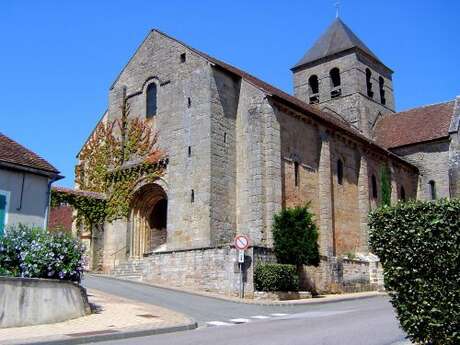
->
[270,313,289,317]
[206,321,233,327]
[229,318,251,324]
[250,315,271,319]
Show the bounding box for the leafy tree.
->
[380,165,391,206]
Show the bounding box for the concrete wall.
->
[0,277,90,328]
[0,168,50,230]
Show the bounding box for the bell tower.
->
[292,18,395,137]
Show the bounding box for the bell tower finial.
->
[335,0,340,18]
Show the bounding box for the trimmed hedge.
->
[369,199,460,345]
[0,225,86,282]
[254,263,299,292]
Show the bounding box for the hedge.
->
[254,263,299,292]
[369,199,459,345]
[0,225,86,282]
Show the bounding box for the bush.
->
[369,199,460,345]
[272,205,320,267]
[0,225,86,282]
[254,263,299,292]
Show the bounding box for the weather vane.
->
[335,0,340,18]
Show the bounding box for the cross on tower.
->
[335,0,340,18]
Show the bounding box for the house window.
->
[337,159,344,185]
[294,161,300,187]
[366,68,373,98]
[330,68,342,98]
[371,175,378,199]
[180,53,186,63]
[379,77,386,105]
[429,180,436,200]
[400,186,406,201]
[146,83,157,118]
[0,191,10,236]
[308,75,319,104]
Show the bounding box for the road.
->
[83,275,408,345]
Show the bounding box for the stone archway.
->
[129,183,167,257]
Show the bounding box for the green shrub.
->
[0,225,86,282]
[369,199,460,345]
[272,205,320,267]
[254,263,299,292]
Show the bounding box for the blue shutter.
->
[0,194,6,236]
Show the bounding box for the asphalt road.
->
[83,275,408,345]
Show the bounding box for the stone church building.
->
[75,18,459,295]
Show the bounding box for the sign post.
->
[234,235,249,299]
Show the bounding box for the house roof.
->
[52,186,106,200]
[292,18,384,70]
[374,101,455,149]
[0,132,60,175]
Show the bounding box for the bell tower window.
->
[379,77,386,105]
[146,83,157,118]
[366,68,373,98]
[330,68,342,98]
[308,75,319,104]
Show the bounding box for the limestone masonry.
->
[67,18,459,295]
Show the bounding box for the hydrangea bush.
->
[0,225,86,282]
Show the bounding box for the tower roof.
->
[292,18,382,70]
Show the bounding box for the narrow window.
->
[379,77,386,105]
[188,146,191,157]
[371,175,378,199]
[223,132,227,143]
[366,68,373,98]
[294,161,300,187]
[400,186,406,201]
[308,75,319,104]
[146,83,157,118]
[180,53,186,63]
[191,189,195,203]
[187,97,192,108]
[429,180,436,200]
[330,68,342,98]
[337,159,344,185]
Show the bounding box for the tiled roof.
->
[292,18,383,70]
[151,30,415,169]
[0,132,59,174]
[374,101,455,149]
[52,186,106,200]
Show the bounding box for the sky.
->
[1,0,459,187]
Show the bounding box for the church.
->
[74,18,459,295]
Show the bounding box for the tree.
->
[272,205,320,289]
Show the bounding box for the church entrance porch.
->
[129,183,167,257]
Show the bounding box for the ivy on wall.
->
[380,164,392,206]
[52,95,166,230]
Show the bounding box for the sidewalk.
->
[0,289,196,345]
[94,273,387,306]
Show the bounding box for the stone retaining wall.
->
[0,277,90,328]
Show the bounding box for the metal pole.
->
[239,262,244,298]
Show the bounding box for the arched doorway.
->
[130,183,167,257]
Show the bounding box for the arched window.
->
[429,180,436,200]
[400,186,406,201]
[146,83,157,118]
[337,159,344,185]
[366,68,373,98]
[309,75,319,94]
[379,77,386,105]
[330,68,341,88]
[371,174,378,199]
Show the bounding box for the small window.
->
[146,83,157,118]
[379,77,386,105]
[187,97,192,108]
[180,53,186,63]
[191,189,195,203]
[223,132,227,143]
[188,146,191,157]
[337,159,344,185]
[371,175,378,199]
[400,186,406,201]
[366,68,373,98]
[330,68,341,88]
[429,180,436,200]
[294,161,300,187]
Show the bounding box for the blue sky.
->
[1,1,459,187]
